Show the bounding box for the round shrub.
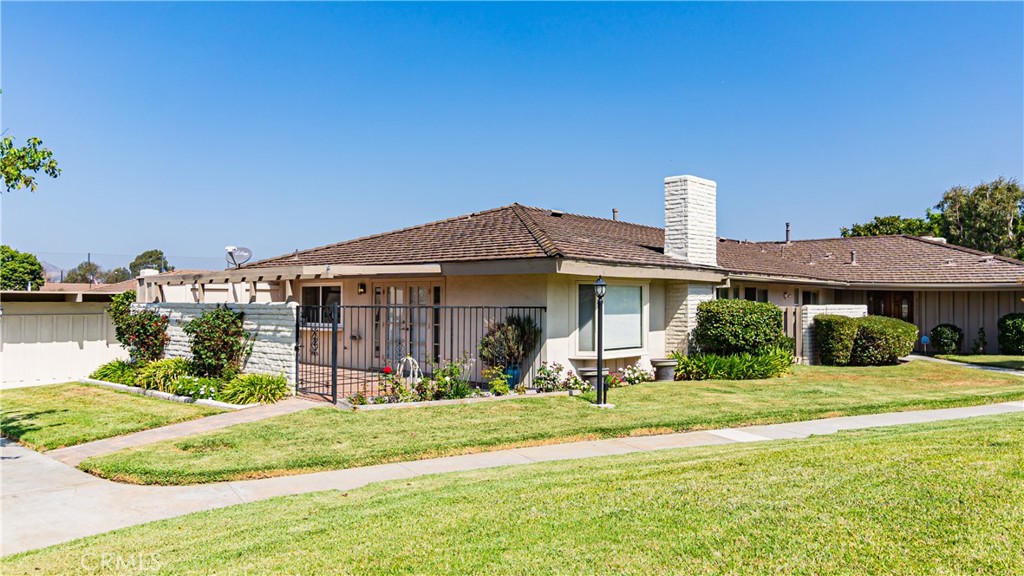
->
[929,324,963,355]
[136,358,195,392]
[849,316,918,366]
[997,313,1024,354]
[692,300,788,355]
[122,310,170,363]
[814,315,860,366]
[219,373,289,405]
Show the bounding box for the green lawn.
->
[7,414,1024,575]
[80,360,1024,485]
[0,383,223,451]
[938,354,1024,371]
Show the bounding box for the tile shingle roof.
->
[243,203,1024,285]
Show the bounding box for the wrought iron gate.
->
[295,304,340,402]
[295,304,545,403]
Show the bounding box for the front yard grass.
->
[937,354,1024,371]
[7,413,1024,574]
[0,383,224,451]
[80,360,1024,484]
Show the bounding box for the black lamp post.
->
[594,276,607,406]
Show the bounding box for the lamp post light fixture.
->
[594,276,608,406]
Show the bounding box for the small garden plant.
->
[929,324,963,355]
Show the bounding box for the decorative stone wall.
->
[133,302,298,382]
[665,282,715,353]
[664,174,717,267]
[800,304,868,365]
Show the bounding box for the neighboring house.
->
[1,283,133,388]
[717,236,1024,353]
[137,174,1024,394]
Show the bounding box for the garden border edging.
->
[337,389,582,411]
[79,378,259,411]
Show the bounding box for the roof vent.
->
[849,250,858,266]
[980,255,995,263]
[550,210,564,217]
[921,236,948,244]
[943,258,956,266]
[824,252,834,259]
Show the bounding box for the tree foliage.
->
[0,245,45,290]
[840,215,939,238]
[64,262,133,284]
[840,178,1024,259]
[129,249,174,277]
[933,177,1024,259]
[63,261,103,284]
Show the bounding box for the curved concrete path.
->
[3,400,1022,556]
[46,398,321,466]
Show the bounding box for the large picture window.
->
[578,284,643,352]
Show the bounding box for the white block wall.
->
[800,304,868,365]
[665,282,715,353]
[133,302,298,382]
[665,175,717,267]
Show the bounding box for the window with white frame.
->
[300,285,342,324]
[578,283,643,352]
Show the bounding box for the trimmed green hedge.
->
[929,324,963,355]
[692,300,790,355]
[815,315,917,366]
[813,315,859,366]
[997,313,1024,354]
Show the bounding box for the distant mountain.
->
[41,261,66,283]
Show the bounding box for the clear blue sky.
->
[2,2,1022,272]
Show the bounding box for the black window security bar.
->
[295,305,546,403]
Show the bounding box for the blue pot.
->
[504,365,521,386]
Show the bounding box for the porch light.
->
[595,276,609,407]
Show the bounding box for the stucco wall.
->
[800,304,868,365]
[1,301,126,388]
[134,302,298,382]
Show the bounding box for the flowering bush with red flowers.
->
[122,310,170,363]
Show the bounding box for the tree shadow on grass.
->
[0,408,67,443]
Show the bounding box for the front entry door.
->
[867,291,914,323]
[373,283,441,365]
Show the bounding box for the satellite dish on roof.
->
[225,246,252,268]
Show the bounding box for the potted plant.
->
[478,314,540,385]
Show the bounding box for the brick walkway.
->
[46,398,322,466]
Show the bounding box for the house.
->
[137,174,1024,397]
[1,282,134,388]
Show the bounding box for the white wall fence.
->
[799,305,869,365]
[133,302,298,383]
[1,303,127,388]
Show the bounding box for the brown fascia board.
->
[725,273,848,287]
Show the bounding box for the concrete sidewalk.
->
[907,353,1024,376]
[3,400,1021,556]
[46,398,321,466]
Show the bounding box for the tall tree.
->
[129,249,173,277]
[933,177,1024,259]
[0,245,45,290]
[63,261,103,284]
[841,215,939,238]
[0,90,61,192]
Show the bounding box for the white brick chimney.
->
[664,174,717,267]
